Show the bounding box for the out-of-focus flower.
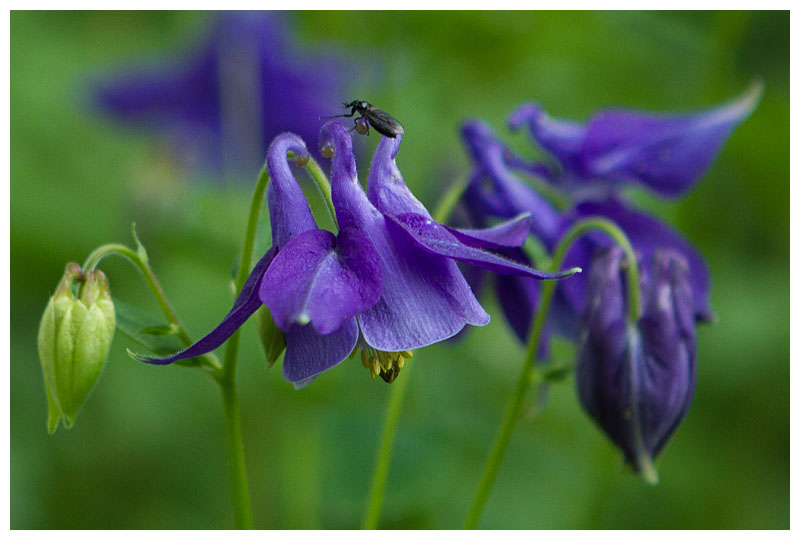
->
[458,120,563,343]
[508,82,763,200]
[93,11,347,177]
[576,247,696,481]
[38,263,116,433]
[135,125,576,386]
[461,120,562,247]
[558,198,713,325]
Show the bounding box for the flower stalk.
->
[215,164,272,529]
[362,358,413,529]
[82,240,222,375]
[463,217,639,529]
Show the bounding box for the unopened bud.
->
[38,264,116,433]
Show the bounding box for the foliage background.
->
[10,11,789,529]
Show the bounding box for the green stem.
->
[83,244,191,345]
[216,164,271,529]
[219,377,254,529]
[82,243,221,373]
[432,177,468,223]
[220,379,253,529]
[302,156,338,229]
[362,359,414,529]
[463,217,641,529]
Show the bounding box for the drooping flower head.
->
[134,133,364,387]
[576,247,696,481]
[455,86,760,477]
[134,125,577,386]
[39,263,116,433]
[93,11,348,176]
[309,122,576,377]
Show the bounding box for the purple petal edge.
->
[133,248,276,365]
[444,213,532,250]
[387,213,579,280]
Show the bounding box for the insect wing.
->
[365,106,405,138]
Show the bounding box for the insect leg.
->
[319,110,356,120]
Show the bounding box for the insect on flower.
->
[322,100,405,138]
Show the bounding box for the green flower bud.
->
[255,306,285,369]
[38,263,116,433]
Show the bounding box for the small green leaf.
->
[140,324,179,337]
[114,299,183,356]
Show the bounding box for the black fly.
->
[321,100,404,138]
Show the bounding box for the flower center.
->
[353,341,413,383]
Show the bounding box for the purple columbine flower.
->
[458,116,717,343]
[306,122,575,379]
[135,133,366,387]
[508,82,762,200]
[576,246,696,481]
[93,11,347,176]
[135,126,576,386]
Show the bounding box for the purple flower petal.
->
[559,198,712,323]
[460,121,562,246]
[134,247,276,364]
[321,122,489,351]
[357,230,490,351]
[260,227,382,335]
[387,212,577,279]
[582,82,762,197]
[444,213,532,249]
[282,318,359,385]
[266,133,317,246]
[637,251,697,456]
[508,104,587,173]
[511,82,763,198]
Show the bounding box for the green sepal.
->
[256,306,285,369]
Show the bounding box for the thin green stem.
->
[362,359,414,529]
[463,217,641,529]
[432,177,468,223]
[220,380,254,529]
[302,156,337,228]
[82,243,221,373]
[216,164,271,529]
[83,244,191,344]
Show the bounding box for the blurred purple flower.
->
[458,104,724,344]
[558,198,713,325]
[458,120,566,343]
[507,82,762,200]
[576,247,696,480]
[93,11,347,177]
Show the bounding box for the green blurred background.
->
[11,11,788,529]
